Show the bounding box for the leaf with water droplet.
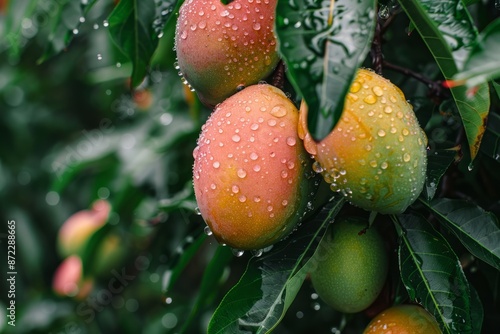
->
[162,230,207,294]
[451,18,500,88]
[108,0,179,87]
[422,147,457,201]
[178,245,233,333]
[479,111,500,161]
[395,213,473,334]
[37,0,99,63]
[276,0,377,140]
[208,198,345,333]
[398,0,490,162]
[421,198,500,271]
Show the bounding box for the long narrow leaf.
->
[452,18,500,87]
[421,198,500,271]
[396,213,472,334]
[208,198,345,334]
[180,246,234,333]
[108,0,176,86]
[398,0,490,161]
[423,148,457,201]
[275,0,376,140]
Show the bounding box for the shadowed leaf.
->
[275,0,376,140]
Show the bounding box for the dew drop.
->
[253,22,261,30]
[210,183,217,190]
[232,249,244,257]
[363,95,377,104]
[381,161,389,169]
[350,81,361,93]
[268,119,277,126]
[267,205,273,212]
[270,105,287,118]
[384,106,393,114]
[204,226,212,235]
[253,165,261,172]
[232,185,240,194]
[253,249,263,257]
[370,160,378,168]
[250,152,259,160]
[378,129,386,137]
[403,153,411,162]
[237,169,247,178]
[195,207,202,215]
[372,86,384,96]
[253,196,261,203]
[281,170,288,178]
[238,195,247,203]
[250,123,259,130]
[213,161,220,168]
[402,128,410,136]
[282,200,288,206]
[286,137,297,146]
[232,134,241,142]
[312,161,324,173]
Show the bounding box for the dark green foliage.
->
[0,0,499,333]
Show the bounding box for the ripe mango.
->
[364,304,442,333]
[299,69,427,214]
[192,84,314,250]
[175,0,279,106]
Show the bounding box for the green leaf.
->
[423,148,457,201]
[470,285,484,334]
[397,0,490,161]
[38,0,99,63]
[208,198,345,334]
[452,18,500,88]
[479,111,500,161]
[421,198,500,271]
[493,80,500,100]
[179,246,233,333]
[275,0,377,140]
[2,0,38,59]
[396,213,472,334]
[162,232,208,293]
[108,0,158,87]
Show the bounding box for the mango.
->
[175,0,279,106]
[364,304,442,333]
[309,217,388,313]
[193,84,314,250]
[299,69,427,214]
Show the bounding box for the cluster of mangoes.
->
[53,200,124,299]
[178,0,433,331]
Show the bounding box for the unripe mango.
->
[193,84,313,250]
[175,0,279,106]
[299,69,427,214]
[364,304,442,333]
[309,217,388,313]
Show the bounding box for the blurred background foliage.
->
[0,0,499,333]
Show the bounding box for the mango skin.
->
[309,217,388,313]
[193,84,312,250]
[363,304,442,334]
[52,256,93,299]
[175,0,279,106]
[57,200,111,258]
[299,69,427,214]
